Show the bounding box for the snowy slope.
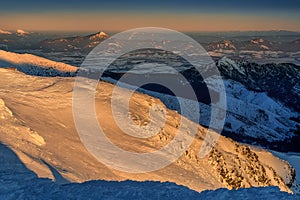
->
[215,57,300,150]
[0,67,294,194]
[108,74,299,149]
[0,50,77,76]
[0,142,298,200]
[271,151,300,195]
[97,50,299,150]
[214,78,299,143]
[217,57,300,112]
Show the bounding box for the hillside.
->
[0,66,294,193]
[0,143,296,199]
[0,50,77,76]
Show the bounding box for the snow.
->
[261,45,270,50]
[250,38,265,45]
[0,29,12,35]
[112,63,180,74]
[251,40,259,44]
[0,142,297,200]
[210,50,300,65]
[271,151,300,195]
[0,67,294,194]
[198,187,298,200]
[0,50,298,198]
[106,73,298,143]
[0,96,46,148]
[16,29,29,36]
[218,57,246,75]
[0,50,78,76]
[222,79,298,142]
[0,98,13,119]
[89,31,109,40]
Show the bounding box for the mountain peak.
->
[218,56,237,66]
[16,29,29,36]
[0,29,12,35]
[89,31,109,40]
[217,57,248,75]
[250,38,265,44]
[216,40,236,50]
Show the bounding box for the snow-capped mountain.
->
[205,40,236,51]
[214,57,300,150]
[0,31,109,53]
[217,57,300,112]
[39,31,109,53]
[16,29,30,36]
[204,37,300,53]
[0,31,299,198]
[0,30,298,66]
[113,73,299,152]
[96,49,299,152]
[0,30,40,50]
[0,63,295,193]
[236,38,275,51]
[0,29,12,35]
[166,57,300,151]
[89,31,109,40]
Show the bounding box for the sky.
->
[0,0,299,32]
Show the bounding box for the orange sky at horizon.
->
[1,12,300,32]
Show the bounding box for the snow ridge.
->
[0,29,12,35]
[0,50,77,76]
[0,142,298,200]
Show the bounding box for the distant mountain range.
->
[0,30,299,53]
[0,30,109,52]
[38,31,109,53]
[0,30,300,198]
[203,38,300,52]
[0,29,30,37]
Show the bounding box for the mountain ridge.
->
[0,66,294,193]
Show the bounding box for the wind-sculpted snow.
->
[105,72,299,151]
[0,67,294,194]
[0,143,298,200]
[198,187,299,200]
[93,48,299,151]
[0,98,45,147]
[0,49,297,193]
[0,50,77,76]
[0,49,298,150]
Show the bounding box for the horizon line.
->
[2,29,300,33]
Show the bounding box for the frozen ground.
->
[0,143,298,200]
[0,51,299,199]
[271,151,300,195]
[0,65,295,193]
